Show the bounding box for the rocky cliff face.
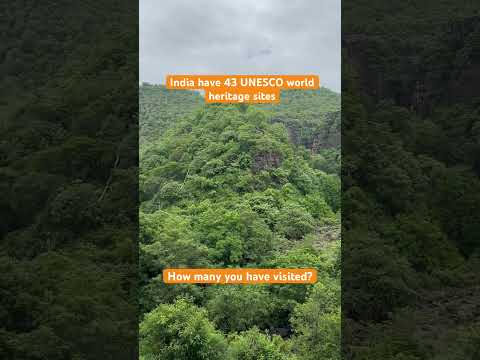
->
[272,110,340,153]
[253,151,282,172]
[311,111,341,152]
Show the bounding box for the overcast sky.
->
[140,0,340,92]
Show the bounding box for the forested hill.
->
[140,85,341,172]
[263,88,340,118]
[139,85,341,359]
[140,83,203,144]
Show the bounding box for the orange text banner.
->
[165,75,320,104]
[163,268,318,284]
[166,75,319,90]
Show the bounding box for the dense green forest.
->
[0,1,138,359]
[139,84,341,359]
[343,3,480,359]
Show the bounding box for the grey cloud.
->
[247,47,273,60]
[140,0,340,92]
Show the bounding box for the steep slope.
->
[264,89,341,174]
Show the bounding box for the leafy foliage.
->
[139,86,341,359]
[140,299,227,360]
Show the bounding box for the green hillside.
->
[140,83,203,144]
[139,87,341,360]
